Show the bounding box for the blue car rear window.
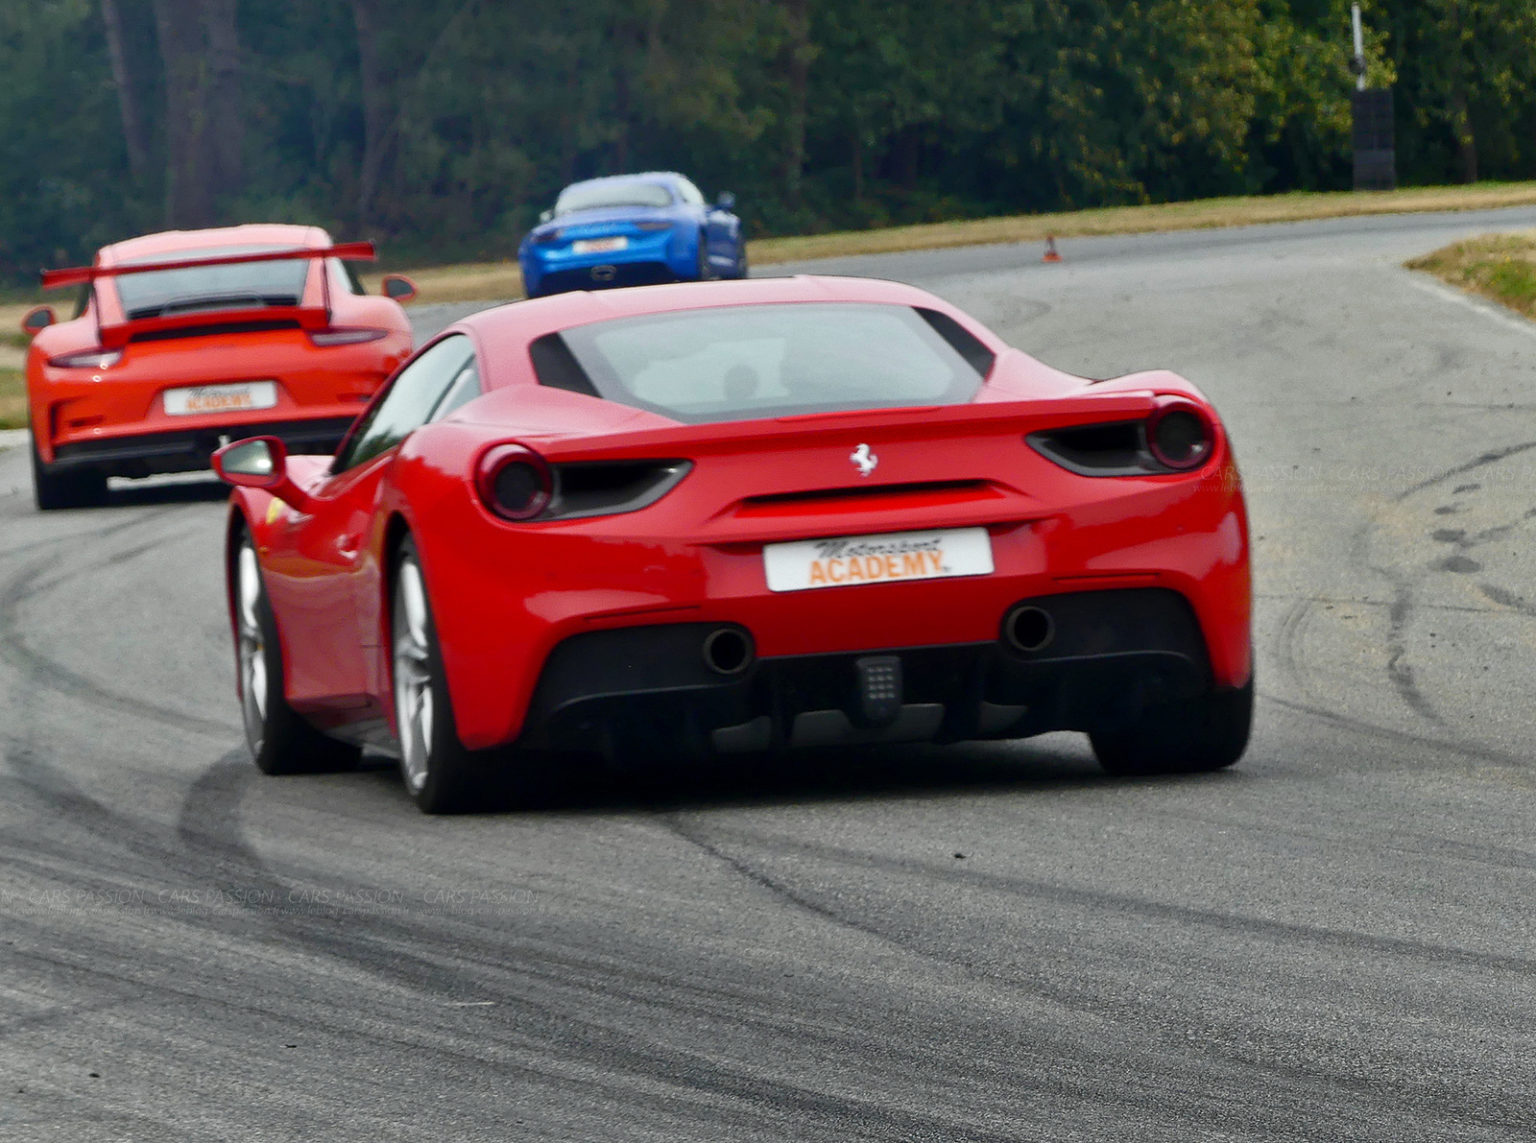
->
[533,303,990,424]
[556,182,675,213]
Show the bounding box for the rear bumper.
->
[49,416,353,478]
[529,260,689,296]
[514,588,1214,757]
[523,231,698,295]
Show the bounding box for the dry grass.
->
[6,182,1536,320]
[746,183,1536,265]
[356,182,1536,302]
[361,263,526,305]
[0,368,27,432]
[1407,231,1536,319]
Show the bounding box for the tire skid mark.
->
[1364,437,1536,738]
[162,761,1075,1141]
[1256,590,1510,616]
[1478,581,1536,617]
[0,924,1064,1143]
[1264,694,1533,777]
[1273,595,1322,706]
[1392,439,1536,502]
[0,546,235,739]
[1384,579,1444,727]
[661,810,1536,1128]
[0,504,188,563]
[670,815,1536,979]
[662,808,1217,1036]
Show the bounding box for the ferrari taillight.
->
[476,444,554,521]
[474,448,692,523]
[1026,400,1217,477]
[309,328,389,346]
[1146,403,1214,471]
[48,348,122,370]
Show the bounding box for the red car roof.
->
[99,224,332,267]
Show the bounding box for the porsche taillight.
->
[48,348,123,370]
[476,444,554,521]
[309,328,389,347]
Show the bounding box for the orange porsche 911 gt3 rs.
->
[21,223,418,510]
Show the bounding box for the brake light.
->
[634,221,673,232]
[47,348,122,369]
[476,444,553,521]
[309,328,389,346]
[1146,403,1214,471]
[1026,399,1218,476]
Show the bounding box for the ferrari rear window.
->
[538,303,988,424]
[555,182,675,214]
[112,245,310,319]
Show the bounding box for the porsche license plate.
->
[764,527,993,592]
[572,236,627,254]
[164,381,278,416]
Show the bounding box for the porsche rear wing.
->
[41,242,378,348]
[39,241,377,290]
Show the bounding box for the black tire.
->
[1089,676,1253,776]
[695,232,713,281]
[31,437,107,511]
[390,538,486,813]
[232,530,362,775]
[729,243,749,280]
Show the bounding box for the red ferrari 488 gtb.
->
[23,224,416,509]
[215,275,1252,812]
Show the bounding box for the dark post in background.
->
[1348,4,1395,192]
[1352,88,1396,191]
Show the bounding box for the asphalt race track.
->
[4,210,1536,1141]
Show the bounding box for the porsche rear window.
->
[112,245,310,319]
[555,182,675,214]
[537,303,989,424]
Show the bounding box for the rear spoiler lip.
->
[94,306,331,350]
[40,241,377,290]
[516,392,1173,461]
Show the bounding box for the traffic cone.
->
[1042,235,1062,263]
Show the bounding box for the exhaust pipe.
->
[1003,605,1055,654]
[702,627,755,676]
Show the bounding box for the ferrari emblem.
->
[850,443,878,477]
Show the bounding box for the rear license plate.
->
[164,381,278,416]
[764,527,994,593]
[572,236,628,254]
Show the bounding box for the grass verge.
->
[0,368,27,432]
[1406,231,1536,319]
[365,182,1536,303]
[5,181,1536,317]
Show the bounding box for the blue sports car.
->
[518,172,747,297]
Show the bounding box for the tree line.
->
[2,1,1534,281]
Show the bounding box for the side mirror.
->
[213,436,317,514]
[539,209,554,224]
[21,305,56,336]
[716,191,736,211]
[381,274,417,302]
